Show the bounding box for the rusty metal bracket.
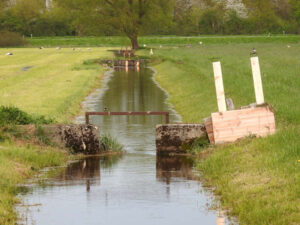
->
[85,111,169,125]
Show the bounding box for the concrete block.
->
[17,124,100,154]
[156,124,207,155]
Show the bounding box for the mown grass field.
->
[0,47,113,123]
[137,42,300,225]
[27,35,300,47]
[0,47,113,224]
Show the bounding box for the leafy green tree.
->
[224,10,246,34]
[242,0,284,33]
[57,0,174,49]
[173,0,198,35]
[198,2,226,34]
[290,0,300,30]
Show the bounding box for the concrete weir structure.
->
[156,124,207,155]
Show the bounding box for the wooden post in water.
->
[213,61,227,112]
[251,57,265,105]
[125,60,128,72]
[136,61,140,72]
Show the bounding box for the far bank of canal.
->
[18,68,234,225]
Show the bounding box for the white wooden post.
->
[251,57,265,105]
[213,61,227,112]
[125,60,128,72]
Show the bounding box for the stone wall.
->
[156,124,207,155]
[18,124,101,154]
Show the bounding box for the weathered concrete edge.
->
[17,124,101,155]
[156,123,207,155]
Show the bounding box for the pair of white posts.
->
[124,60,140,72]
[213,56,265,113]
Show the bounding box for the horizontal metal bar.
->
[85,111,169,124]
[86,112,169,116]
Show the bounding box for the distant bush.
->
[0,31,27,47]
[0,106,54,126]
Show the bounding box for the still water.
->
[18,68,229,225]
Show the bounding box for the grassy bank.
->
[27,35,300,47]
[0,47,113,224]
[0,139,68,225]
[139,43,300,224]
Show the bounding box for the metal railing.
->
[85,111,170,125]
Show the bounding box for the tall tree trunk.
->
[130,35,139,49]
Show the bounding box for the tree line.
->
[0,0,300,48]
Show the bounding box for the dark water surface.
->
[18,68,229,225]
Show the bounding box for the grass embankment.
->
[0,47,112,123]
[139,42,300,224]
[0,141,68,225]
[0,47,113,224]
[27,35,300,47]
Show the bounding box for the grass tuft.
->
[99,134,124,153]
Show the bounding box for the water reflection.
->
[18,68,232,225]
[156,156,197,184]
[52,155,122,189]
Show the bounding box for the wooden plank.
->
[251,57,265,105]
[212,115,275,128]
[214,129,275,143]
[212,106,270,118]
[204,117,215,144]
[211,107,274,123]
[210,106,276,144]
[208,133,215,144]
[213,62,227,112]
[214,124,276,139]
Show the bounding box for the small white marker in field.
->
[5,52,13,56]
[56,47,61,50]
[160,45,162,48]
[199,41,203,45]
[251,57,265,105]
[143,44,147,47]
[287,45,291,48]
[150,49,154,56]
[213,61,227,112]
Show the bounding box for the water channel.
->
[18,68,231,225]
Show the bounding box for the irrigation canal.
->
[18,68,232,225]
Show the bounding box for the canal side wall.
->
[156,124,207,155]
[17,124,101,154]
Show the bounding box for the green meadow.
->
[0,47,113,123]
[138,42,300,225]
[27,35,300,47]
[0,36,299,225]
